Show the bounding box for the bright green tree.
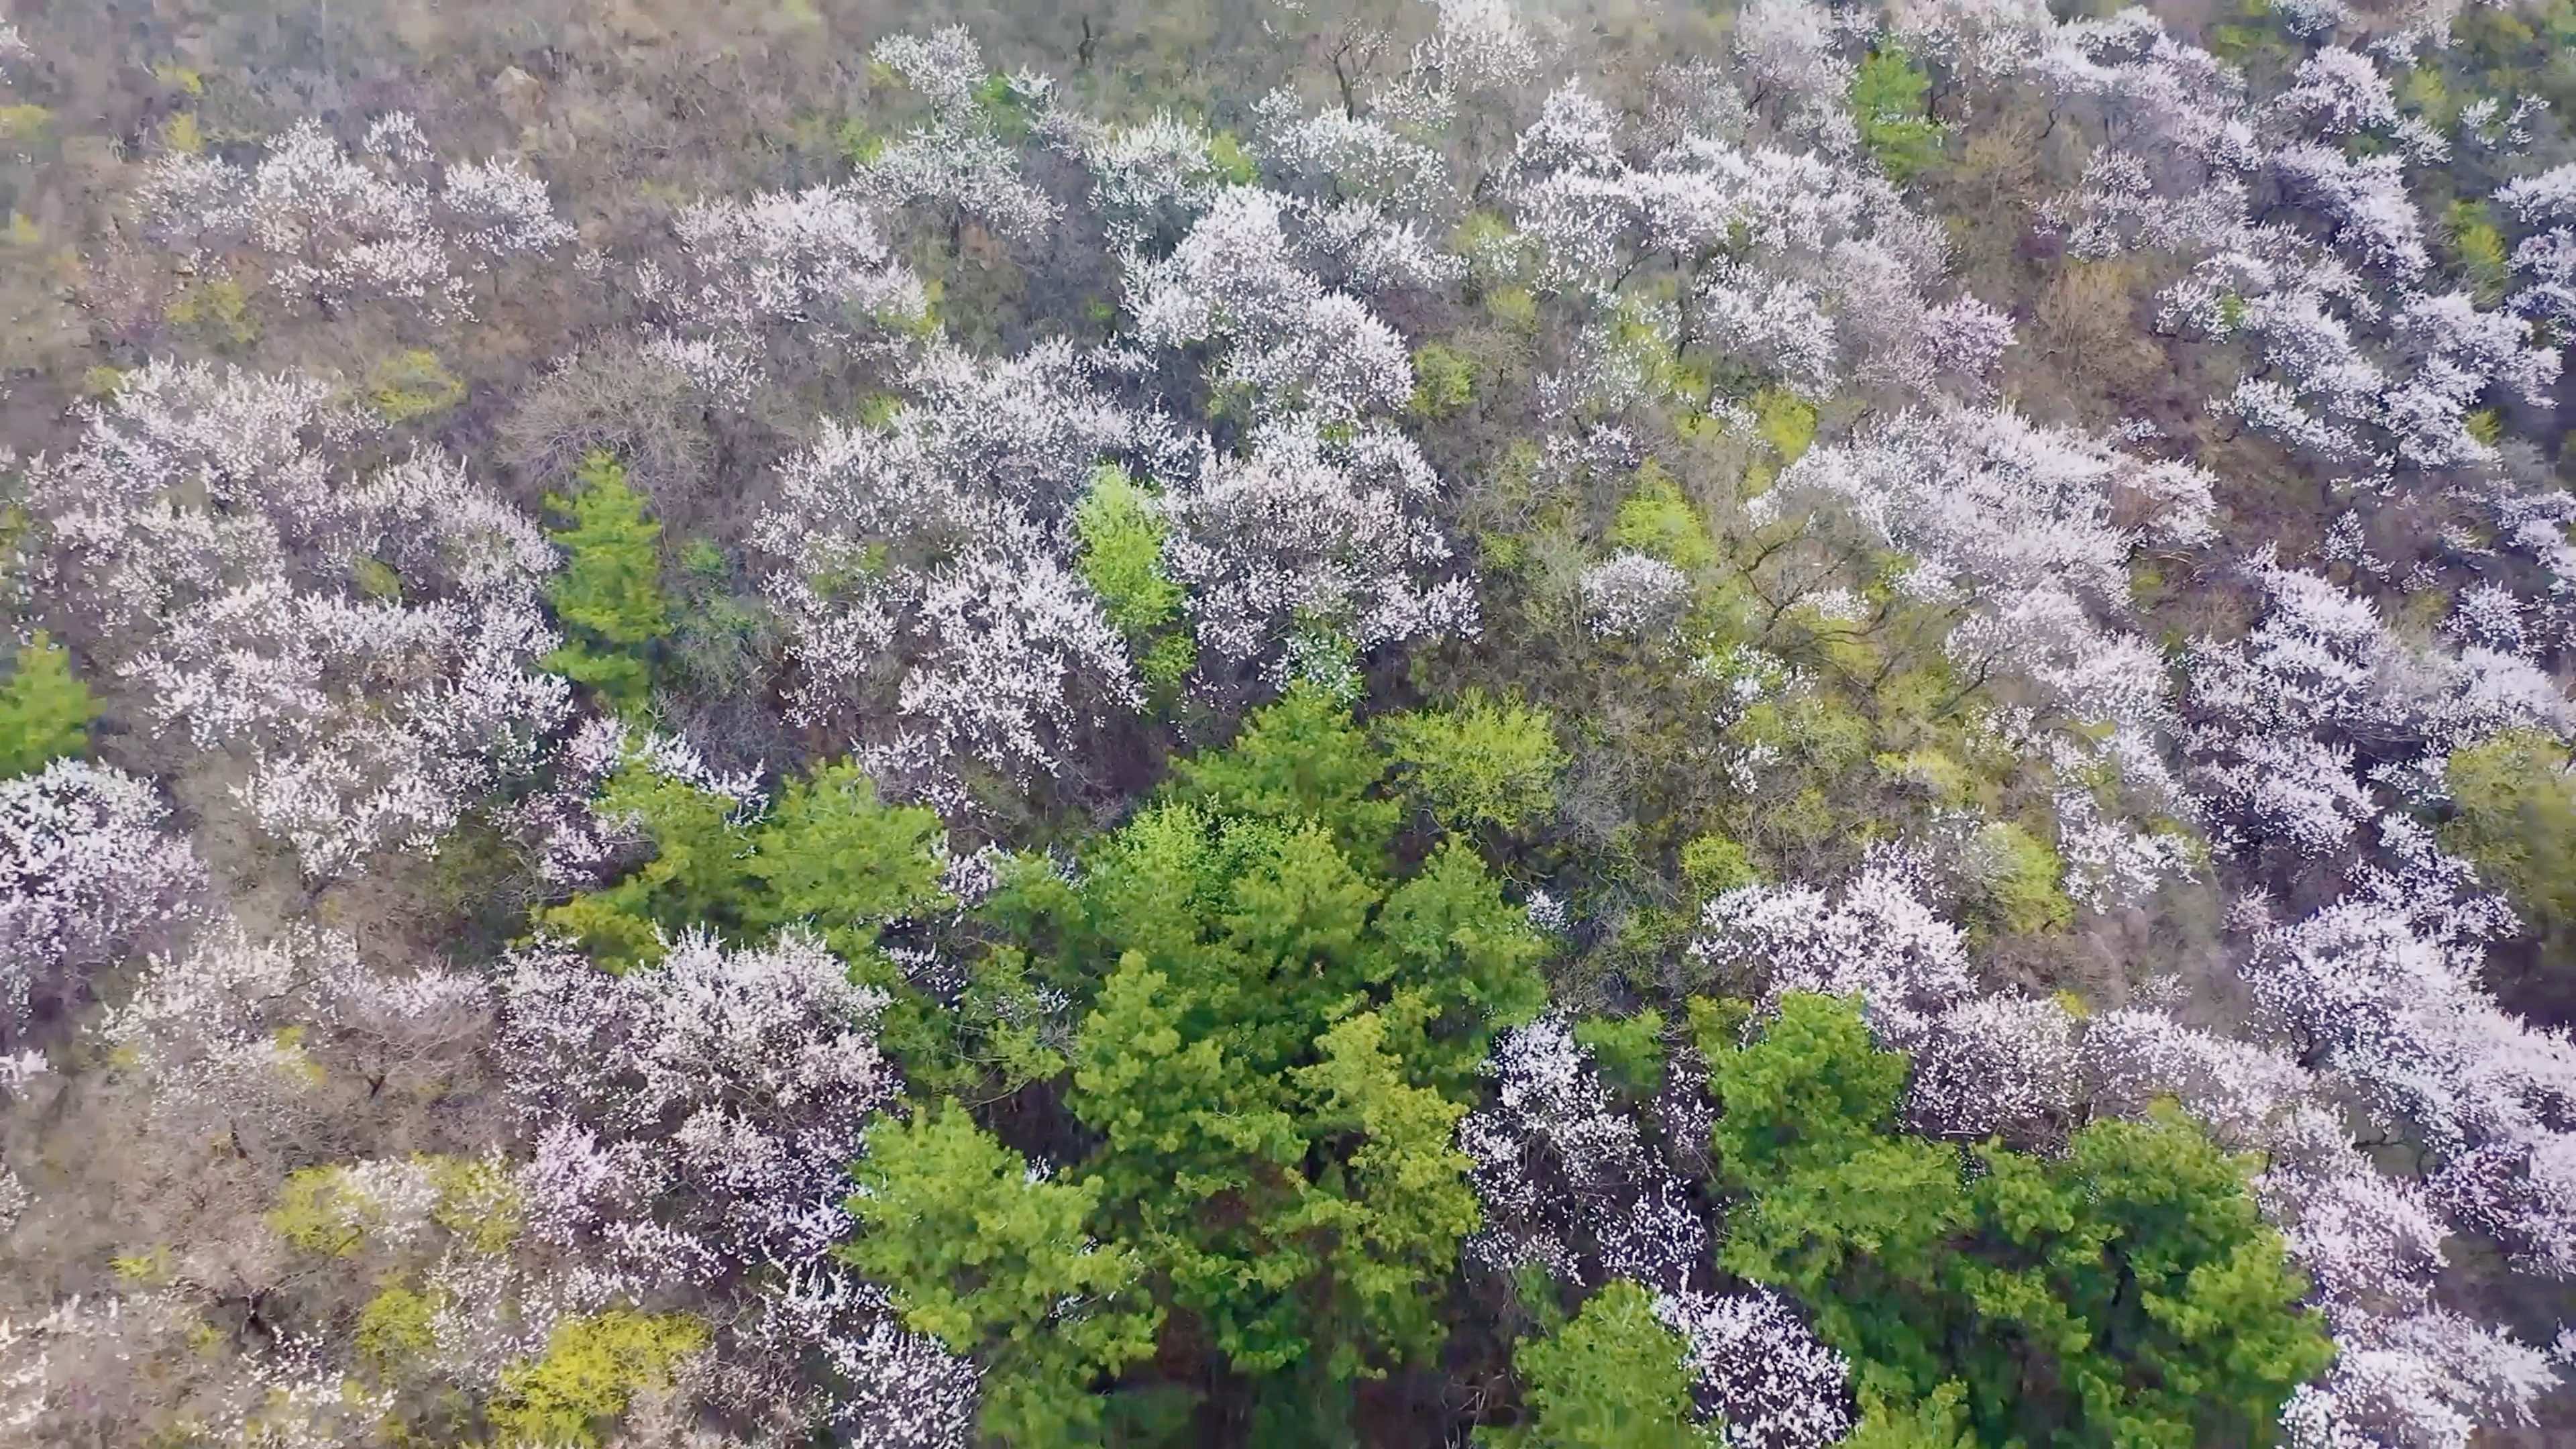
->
[1708,994,2331,1448]
[744,761,950,948]
[1166,682,1402,859]
[843,1103,1162,1449]
[1481,1280,1717,1449]
[536,750,946,969]
[1851,48,1945,180]
[537,756,754,969]
[1379,691,1568,835]
[907,688,1548,1434]
[0,633,97,775]
[543,451,672,712]
[1073,465,1195,689]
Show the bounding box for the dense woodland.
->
[3,0,2576,1444]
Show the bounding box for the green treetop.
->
[543,451,672,713]
[1379,690,1568,835]
[1707,993,2332,1449]
[845,1102,1162,1449]
[862,686,1547,1438]
[1481,1280,1717,1449]
[2442,729,2576,986]
[0,633,98,775]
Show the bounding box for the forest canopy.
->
[2,0,2575,1446]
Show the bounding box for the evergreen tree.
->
[543,451,672,713]
[0,633,97,776]
[1707,994,2333,1448]
[1482,1281,1716,1449]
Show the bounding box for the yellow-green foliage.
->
[2442,730,2576,964]
[490,1311,706,1448]
[0,633,99,776]
[270,1167,378,1257]
[1966,822,2074,938]
[167,274,259,347]
[161,111,204,154]
[2441,201,2512,305]
[368,350,466,423]
[1610,461,1717,573]
[1850,48,1942,179]
[111,1246,174,1285]
[356,1283,439,1375]
[1207,131,1256,185]
[427,1155,525,1254]
[1752,388,1817,463]
[1073,466,1181,633]
[1379,690,1568,833]
[1486,284,1540,331]
[352,556,404,600]
[0,106,51,143]
[1679,833,1758,898]
[1409,342,1477,419]
[1074,464,1195,691]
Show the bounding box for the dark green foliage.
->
[0,633,97,775]
[1480,1281,1717,1449]
[1572,1012,1667,1095]
[537,751,947,972]
[867,688,1547,1433]
[543,451,672,713]
[1709,994,2332,1449]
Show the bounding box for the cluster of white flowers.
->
[2184,554,2571,859]
[1499,80,1998,400]
[743,1266,980,1447]
[649,182,928,398]
[1651,1285,1855,1449]
[502,927,899,1283]
[1692,860,1978,1051]
[24,362,569,875]
[100,920,490,1155]
[1163,421,1479,677]
[0,760,203,1042]
[1458,1014,1708,1292]
[757,341,1172,800]
[136,115,570,317]
[1580,551,1693,641]
[1128,187,1418,422]
[1903,994,2080,1144]
[862,28,1061,245]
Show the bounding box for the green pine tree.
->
[543,451,672,713]
[0,633,97,776]
[1481,1280,1718,1449]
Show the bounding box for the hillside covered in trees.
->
[3,0,2576,1444]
